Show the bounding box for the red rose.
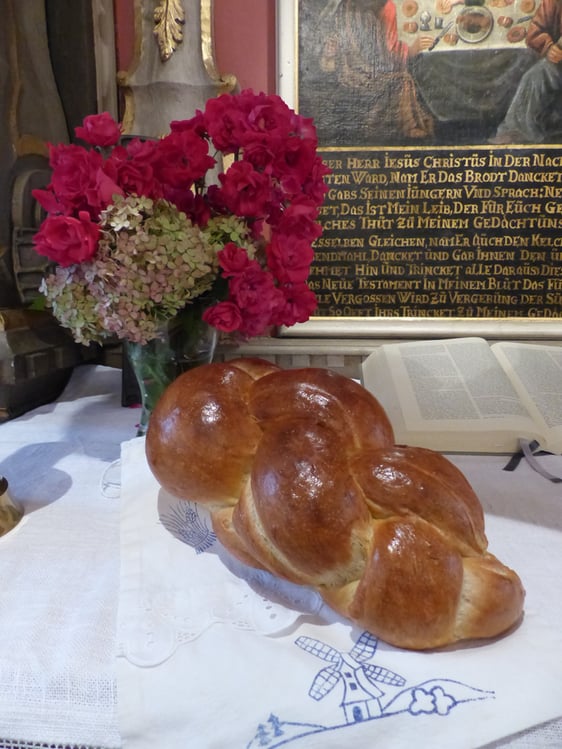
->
[32,187,66,215]
[271,283,318,327]
[242,93,293,145]
[122,137,160,163]
[217,243,254,277]
[229,266,276,313]
[202,301,243,332]
[274,197,323,242]
[84,165,124,215]
[32,212,100,267]
[238,141,275,173]
[301,156,331,203]
[170,111,207,137]
[237,282,285,336]
[110,154,160,199]
[117,160,158,198]
[203,184,228,216]
[75,112,122,147]
[105,140,161,199]
[218,161,273,218]
[289,111,318,142]
[41,144,103,215]
[164,189,211,225]
[266,234,314,284]
[273,138,317,192]
[154,129,215,189]
[202,94,248,153]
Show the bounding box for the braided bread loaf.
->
[145,358,525,650]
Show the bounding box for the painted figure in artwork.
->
[319,0,435,142]
[490,0,562,144]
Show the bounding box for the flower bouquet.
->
[31,90,330,433]
[32,89,330,345]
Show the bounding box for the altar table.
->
[0,365,560,748]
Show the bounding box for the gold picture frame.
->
[277,0,562,340]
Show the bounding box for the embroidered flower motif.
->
[410,685,456,715]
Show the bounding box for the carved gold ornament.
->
[153,0,186,62]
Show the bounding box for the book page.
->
[491,342,562,454]
[362,338,542,453]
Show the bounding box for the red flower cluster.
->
[33,91,330,338]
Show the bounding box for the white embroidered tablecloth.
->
[117,438,562,749]
[0,365,139,748]
[0,364,561,748]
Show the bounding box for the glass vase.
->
[124,304,218,437]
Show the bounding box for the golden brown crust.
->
[146,357,525,650]
[234,417,373,586]
[146,362,265,505]
[329,516,465,650]
[351,446,487,556]
[210,505,265,569]
[249,367,395,452]
[456,555,526,641]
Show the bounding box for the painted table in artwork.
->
[398,0,538,124]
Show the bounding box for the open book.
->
[361,337,562,454]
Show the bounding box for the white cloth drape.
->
[0,365,561,748]
[117,438,562,749]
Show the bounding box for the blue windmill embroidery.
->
[296,631,405,723]
[246,630,494,748]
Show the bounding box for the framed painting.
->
[277,0,562,339]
